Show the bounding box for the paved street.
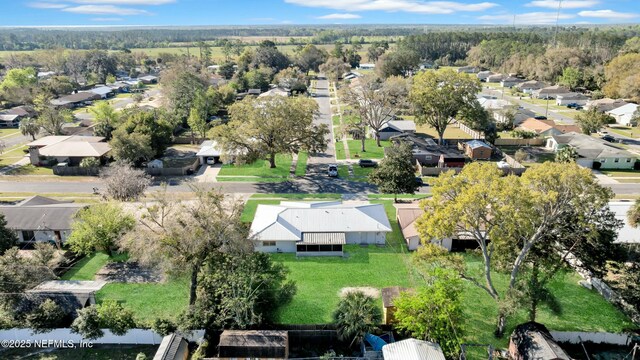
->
[481,87,576,124]
[306,75,336,176]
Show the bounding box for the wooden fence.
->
[144,158,200,176]
[458,123,484,139]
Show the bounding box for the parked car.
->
[534,115,548,120]
[358,159,378,168]
[206,157,216,165]
[566,103,578,108]
[597,130,609,136]
[328,164,338,177]
[575,106,583,110]
[601,134,616,143]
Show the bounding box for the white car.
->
[206,157,216,165]
[328,165,338,177]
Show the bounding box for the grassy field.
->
[96,277,189,324]
[335,141,347,160]
[6,164,55,175]
[608,126,640,139]
[347,140,390,159]
[61,252,110,280]
[1,345,158,360]
[294,151,308,177]
[218,154,292,178]
[600,169,640,177]
[0,128,20,137]
[415,124,471,140]
[0,145,27,167]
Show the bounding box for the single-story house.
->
[555,92,589,106]
[196,140,224,164]
[477,71,494,82]
[457,66,481,74]
[509,322,571,360]
[50,92,101,108]
[500,77,524,88]
[139,75,158,84]
[37,71,56,79]
[464,140,492,160]
[586,98,628,113]
[546,132,637,169]
[486,73,506,83]
[382,339,446,360]
[518,118,581,137]
[381,286,412,325]
[515,80,547,94]
[359,63,375,70]
[258,87,290,98]
[477,97,518,123]
[533,85,571,99]
[610,202,640,244]
[607,103,639,127]
[218,330,288,360]
[249,201,392,256]
[0,106,32,128]
[374,120,417,140]
[153,334,189,360]
[0,196,87,244]
[389,134,465,167]
[89,85,115,99]
[109,82,131,93]
[27,135,110,166]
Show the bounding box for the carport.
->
[196,140,222,165]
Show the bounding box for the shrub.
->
[514,149,528,163]
[80,157,101,169]
[151,318,177,336]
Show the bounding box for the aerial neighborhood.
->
[0,4,639,360]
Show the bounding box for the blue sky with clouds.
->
[2,0,639,26]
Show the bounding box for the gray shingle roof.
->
[0,196,86,231]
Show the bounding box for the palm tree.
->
[555,146,578,163]
[628,199,640,228]
[19,117,39,141]
[333,291,382,346]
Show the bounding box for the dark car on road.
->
[534,115,548,120]
[601,134,616,143]
[358,159,378,168]
[566,103,578,108]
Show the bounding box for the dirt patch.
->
[96,262,164,283]
[339,287,380,298]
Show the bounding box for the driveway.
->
[194,163,221,182]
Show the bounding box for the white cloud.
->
[72,0,175,4]
[28,2,68,9]
[91,17,124,21]
[62,5,150,15]
[317,13,362,19]
[526,0,599,9]
[478,11,575,24]
[578,10,638,20]
[284,0,498,15]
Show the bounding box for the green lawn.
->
[250,193,341,200]
[0,145,27,167]
[6,164,54,175]
[600,169,640,177]
[294,151,308,177]
[216,176,289,183]
[96,277,189,324]
[347,140,390,159]
[332,115,341,126]
[608,126,640,139]
[61,252,128,280]
[218,154,292,178]
[335,141,347,160]
[0,128,20,137]
[1,345,158,360]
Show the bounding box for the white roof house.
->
[259,87,290,98]
[250,201,392,255]
[610,202,640,244]
[607,103,638,126]
[89,86,114,98]
[382,339,446,360]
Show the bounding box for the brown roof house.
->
[27,135,111,167]
[518,118,581,137]
[381,286,413,325]
[532,85,571,99]
[463,140,492,160]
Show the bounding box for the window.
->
[21,231,35,242]
[600,159,606,163]
[614,158,619,163]
[263,241,276,247]
[626,159,632,163]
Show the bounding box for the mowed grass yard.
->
[217,154,292,181]
[242,198,633,351]
[347,140,391,159]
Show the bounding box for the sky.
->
[1,0,639,27]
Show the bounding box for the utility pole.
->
[553,0,563,48]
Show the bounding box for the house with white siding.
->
[546,132,637,169]
[249,201,392,256]
[607,103,638,126]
